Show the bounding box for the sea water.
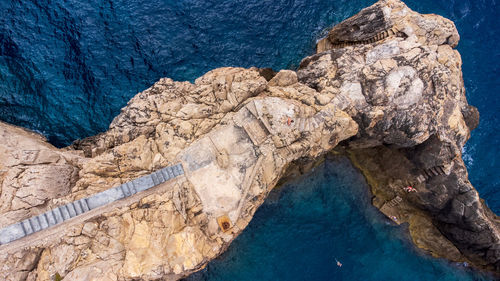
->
[0,0,498,279]
[185,157,492,280]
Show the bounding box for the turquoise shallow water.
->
[0,0,498,279]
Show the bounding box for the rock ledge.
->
[0,1,498,280]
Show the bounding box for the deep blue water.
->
[0,0,498,280]
[186,157,492,281]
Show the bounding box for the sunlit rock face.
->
[0,1,497,280]
[307,0,498,273]
[0,65,358,281]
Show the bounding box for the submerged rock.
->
[0,0,497,280]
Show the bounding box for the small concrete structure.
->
[0,164,184,245]
[217,215,232,232]
[179,124,258,223]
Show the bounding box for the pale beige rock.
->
[268,70,298,87]
[0,0,497,280]
[0,69,357,280]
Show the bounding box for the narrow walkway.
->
[0,164,184,246]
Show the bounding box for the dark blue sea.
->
[0,0,498,280]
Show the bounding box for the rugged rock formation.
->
[310,0,499,272]
[0,67,357,281]
[0,0,498,280]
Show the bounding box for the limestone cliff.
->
[0,0,497,280]
[310,0,499,272]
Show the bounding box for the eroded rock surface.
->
[309,0,499,273]
[0,0,498,280]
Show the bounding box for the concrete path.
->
[0,164,184,248]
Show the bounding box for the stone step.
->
[173,165,180,176]
[310,118,319,129]
[438,166,445,174]
[430,167,439,176]
[59,205,71,220]
[80,198,91,212]
[160,168,170,181]
[416,174,426,183]
[292,118,299,129]
[130,174,154,193]
[52,208,64,224]
[0,163,186,246]
[66,203,77,218]
[71,201,83,216]
[313,115,322,124]
[435,166,443,175]
[422,166,448,179]
[45,210,58,226]
[156,170,167,183]
[245,101,259,118]
[175,164,184,176]
[120,184,132,197]
[38,214,49,229]
[151,172,160,185]
[21,219,33,235]
[299,118,306,131]
[29,217,41,232]
[125,182,137,196]
[435,166,441,174]
[304,118,311,131]
[167,166,176,178]
[258,115,275,135]
[423,169,432,179]
[177,164,184,174]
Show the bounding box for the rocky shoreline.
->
[0,0,498,280]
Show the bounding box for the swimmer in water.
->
[335,258,342,267]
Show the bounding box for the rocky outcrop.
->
[0,67,357,281]
[307,0,499,272]
[0,0,498,280]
